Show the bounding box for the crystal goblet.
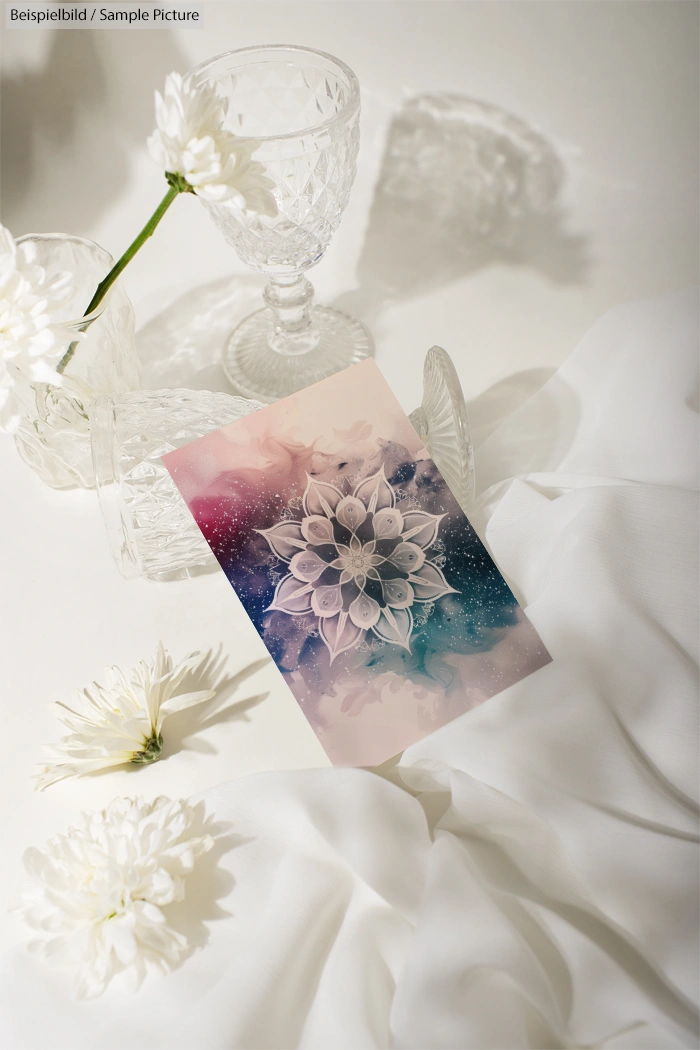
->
[91,349,473,581]
[186,45,373,404]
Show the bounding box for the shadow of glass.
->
[335,94,589,326]
[466,367,557,448]
[137,274,266,393]
[2,28,187,233]
[148,559,222,584]
[474,373,582,493]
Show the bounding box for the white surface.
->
[2,290,697,1050]
[1,3,699,1047]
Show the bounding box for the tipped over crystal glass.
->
[91,389,263,580]
[91,348,472,581]
[186,45,373,403]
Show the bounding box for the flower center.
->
[350,550,368,569]
[343,544,376,579]
[131,732,163,765]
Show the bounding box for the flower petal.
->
[303,475,344,518]
[372,607,413,651]
[388,542,426,573]
[408,560,458,601]
[353,468,394,513]
[373,507,404,540]
[348,592,381,629]
[400,510,445,549]
[289,549,329,583]
[17,795,213,996]
[311,584,344,618]
[159,689,216,715]
[256,521,306,562]
[381,579,415,609]
[319,611,364,663]
[268,574,313,614]
[335,496,367,532]
[301,515,335,545]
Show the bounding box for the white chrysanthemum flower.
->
[35,643,216,791]
[147,72,278,214]
[0,224,75,433]
[17,795,214,998]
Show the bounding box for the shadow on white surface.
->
[160,653,271,760]
[473,373,582,496]
[162,804,249,970]
[335,94,589,328]
[137,274,266,394]
[1,28,187,234]
[466,366,556,447]
[143,558,223,583]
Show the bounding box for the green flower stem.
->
[56,180,183,375]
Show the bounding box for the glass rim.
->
[185,44,360,143]
[16,232,115,325]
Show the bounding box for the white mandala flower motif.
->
[34,643,216,791]
[0,224,75,433]
[17,795,214,999]
[148,72,278,215]
[258,468,458,662]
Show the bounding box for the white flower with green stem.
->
[34,642,217,791]
[55,71,277,375]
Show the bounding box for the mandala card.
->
[163,359,551,766]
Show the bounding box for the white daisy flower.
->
[34,643,216,791]
[0,224,75,433]
[147,71,278,214]
[17,795,214,998]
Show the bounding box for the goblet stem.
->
[263,273,320,356]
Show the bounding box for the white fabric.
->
[2,291,698,1049]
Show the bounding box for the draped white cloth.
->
[2,291,698,1049]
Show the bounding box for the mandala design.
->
[258,468,458,662]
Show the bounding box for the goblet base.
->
[222,304,373,403]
